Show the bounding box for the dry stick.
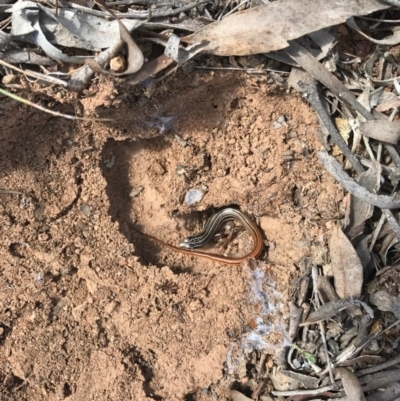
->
[357,355,400,377]
[360,158,400,180]
[287,42,400,242]
[285,41,363,111]
[53,0,208,19]
[355,320,400,359]
[315,89,400,236]
[319,319,400,378]
[368,213,387,252]
[359,369,400,392]
[297,75,364,174]
[68,40,124,92]
[271,384,337,397]
[0,88,111,121]
[382,208,400,242]
[195,66,291,74]
[286,42,400,169]
[338,92,400,168]
[0,59,68,87]
[0,189,24,195]
[318,151,400,209]
[311,266,335,384]
[222,0,250,19]
[105,0,171,5]
[217,0,232,20]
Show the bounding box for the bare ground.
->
[0,70,343,400]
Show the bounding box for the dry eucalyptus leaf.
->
[330,225,363,299]
[346,165,380,240]
[84,0,143,76]
[375,98,400,112]
[337,367,366,401]
[367,265,400,318]
[280,369,320,389]
[183,0,390,56]
[300,299,353,326]
[270,369,300,391]
[360,120,400,145]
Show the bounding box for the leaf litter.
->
[4,0,400,400]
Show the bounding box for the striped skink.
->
[133,208,263,265]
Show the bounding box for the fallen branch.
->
[318,151,400,209]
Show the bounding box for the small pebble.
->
[129,186,143,198]
[80,204,91,216]
[276,115,286,124]
[184,188,205,205]
[272,121,282,129]
[176,165,187,176]
[2,74,16,85]
[110,56,126,72]
[273,115,288,129]
[104,154,115,169]
[175,134,189,147]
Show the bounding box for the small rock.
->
[104,154,115,169]
[276,115,286,124]
[176,165,188,176]
[80,204,91,216]
[273,115,288,129]
[110,56,126,72]
[129,186,143,198]
[105,301,118,314]
[2,74,16,85]
[175,134,189,147]
[184,188,205,205]
[272,120,281,129]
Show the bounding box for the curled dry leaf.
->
[183,0,390,56]
[347,17,400,46]
[85,0,143,76]
[330,225,363,299]
[129,54,174,85]
[337,367,366,401]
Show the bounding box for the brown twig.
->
[296,73,364,174]
[311,266,335,383]
[52,0,208,19]
[318,151,400,209]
